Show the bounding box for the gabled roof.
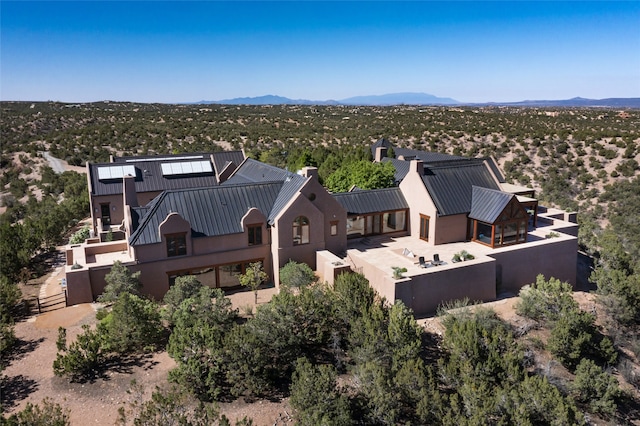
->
[422,159,501,216]
[90,151,245,197]
[222,158,308,223]
[88,160,219,197]
[211,151,245,176]
[393,147,464,163]
[381,157,411,182]
[333,187,408,214]
[370,137,393,158]
[224,158,297,185]
[129,182,284,246]
[469,186,515,223]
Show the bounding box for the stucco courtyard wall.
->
[489,235,578,295]
[395,259,497,316]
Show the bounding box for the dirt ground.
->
[2,284,289,425]
[1,247,628,425]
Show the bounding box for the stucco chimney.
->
[123,174,138,208]
[374,146,388,162]
[301,166,318,180]
[411,160,424,176]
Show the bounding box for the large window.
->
[346,210,407,238]
[293,216,310,245]
[248,224,263,246]
[168,260,264,289]
[166,233,187,257]
[419,214,430,241]
[472,198,528,248]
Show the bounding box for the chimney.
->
[374,146,388,162]
[301,166,318,180]
[123,174,138,208]
[411,160,424,176]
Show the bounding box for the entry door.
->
[372,214,381,235]
[101,204,111,226]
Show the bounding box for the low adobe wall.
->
[316,250,352,285]
[490,235,578,295]
[395,259,496,316]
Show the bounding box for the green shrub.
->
[572,359,620,417]
[290,358,352,425]
[516,275,576,322]
[3,397,70,425]
[69,225,90,244]
[53,325,103,381]
[279,260,317,289]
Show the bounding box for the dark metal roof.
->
[211,151,245,176]
[224,158,296,185]
[422,159,501,216]
[113,152,211,163]
[370,138,393,158]
[469,186,514,223]
[381,157,411,182]
[129,182,284,246]
[91,151,245,197]
[333,187,408,214]
[394,147,464,163]
[88,160,219,197]
[484,156,506,183]
[267,175,307,224]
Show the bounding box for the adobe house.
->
[68,142,578,317]
[66,157,347,304]
[86,151,244,241]
[326,140,577,315]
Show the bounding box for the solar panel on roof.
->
[160,160,213,176]
[97,165,136,180]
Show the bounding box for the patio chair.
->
[432,253,443,266]
[419,256,429,268]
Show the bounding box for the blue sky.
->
[2,1,639,103]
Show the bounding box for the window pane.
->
[347,216,365,237]
[219,264,242,287]
[504,223,518,244]
[476,222,492,244]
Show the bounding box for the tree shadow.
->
[0,374,39,411]
[3,337,45,365]
[64,352,161,385]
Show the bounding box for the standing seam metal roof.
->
[128,182,284,246]
[333,187,409,214]
[422,159,500,216]
[468,186,515,223]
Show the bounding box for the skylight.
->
[97,165,136,181]
[161,160,213,176]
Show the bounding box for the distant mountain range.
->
[196,93,640,108]
[197,92,458,106]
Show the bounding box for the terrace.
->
[340,208,578,316]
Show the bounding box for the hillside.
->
[1,102,639,424]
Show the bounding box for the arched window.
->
[292,216,310,245]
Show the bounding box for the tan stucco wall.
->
[345,248,397,302]
[316,250,351,285]
[489,235,578,295]
[399,168,438,245]
[434,214,468,245]
[271,177,347,286]
[91,194,124,229]
[395,260,497,316]
[65,268,93,305]
[91,191,162,232]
